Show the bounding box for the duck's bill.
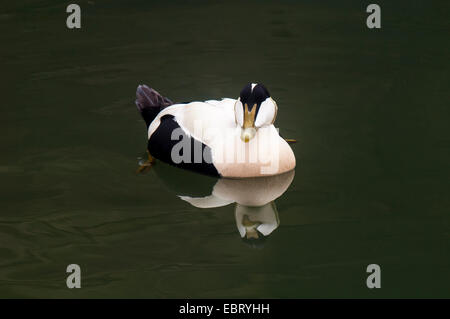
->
[241,127,257,143]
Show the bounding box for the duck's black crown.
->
[239,83,271,111]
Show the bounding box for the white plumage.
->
[147,98,295,178]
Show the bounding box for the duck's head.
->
[234,83,278,143]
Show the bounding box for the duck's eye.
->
[234,100,244,127]
[255,98,277,128]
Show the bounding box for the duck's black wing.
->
[148,114,220,177]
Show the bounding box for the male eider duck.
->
[135,83,296,178]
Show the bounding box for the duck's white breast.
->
[210,125,296,178]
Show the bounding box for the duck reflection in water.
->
[148,162,295,246]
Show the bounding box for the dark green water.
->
[1,0,449,298]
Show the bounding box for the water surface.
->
[1,0,449,298]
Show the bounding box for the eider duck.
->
[135,83,296,178]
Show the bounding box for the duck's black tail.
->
[135,84,173,128]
